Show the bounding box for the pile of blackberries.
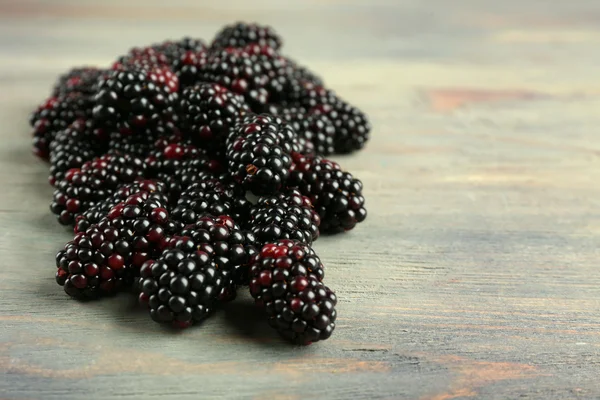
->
[33,22,370,345]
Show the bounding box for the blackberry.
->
[278,106,335,155]
[108,121,182,158]
[74,179,167,234]
[211,22,282,51]
[153,37,207,66]
[113,47,170,70]
[178,83,249,154]
[56,191,176,299]
[289,154,367,233]
[50,153,146,226]
[172,179,251,226]
[248,189,320,246]
[48,119,106,186]
[52,67,104,96]
[248,239,336,344]
[225,114,299,195]
[312,103,370,154]
[172,50,208,88]
[30,93,92,160]
[92,67,179,134]
[296,136,316,156]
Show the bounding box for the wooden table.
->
[1,1,599,398]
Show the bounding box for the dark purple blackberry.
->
[172,50,208,88]
[289,154,367,233]
[172,179,251,226]
[278,106,335,155]
[31,93,93,160]
[74,179,167,234]
[153,37,207,66]
[211,22,282,51]
[48,119,106,186]
[113,47,170,70]
[249,239,336,345]
[52,67,104,96]
[92,67,179,134]
[107,121,182,158]
[226,114,299,195]
[55,191,175,299]
[312,103,370,154]
[248,189,320,246]
[178,83,249,154]
[50,153,146,226]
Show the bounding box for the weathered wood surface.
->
[1,0,600,398]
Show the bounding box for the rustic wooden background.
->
[1,0,599,398]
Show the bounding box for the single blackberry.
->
[50,153,146,226]
[248,189,320,246]
[288,154,367,233]
[74,179,167,234]
[107,121,182,158]
[226,114,299,195]
[278,106,335,155]
[178,83,249,154]
[211,22,282,51]
[56,191,177,299]
[92,67,179,134]
[48,119,106,186]
[30,93,93,160]
[153,37,207,66]
[52,67,104,96]
[248,239,336,345]
[312,103,371,154]
[113,47,170,70]
[172,179,251,226]
[172,50,208,88]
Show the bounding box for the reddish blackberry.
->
[153,37,207,66]
[225,114,299,195]
[52,67,104,96]
[289,154,367,233]
[172,179,251,226]
[248,240,336,344]
[74,179,167,234]
[312,103,371,154]
[211,22,282,51]
[172,50,208,88]
[56,191,176,299]
[178,83,249,154]
[30,93,93,160]
[48,119,106,186]
[92,67,179,134]
[50,153,146,226]
[278,106,335,155]
[248,189,320,246]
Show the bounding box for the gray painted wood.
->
[1,0,599,399]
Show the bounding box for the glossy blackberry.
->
[52,67,104,96]
[113,47,170,70]
[289,154,367,233]
[179,83,249,154]
[248,240,336,345]
[153,37,207,66]
[249,189,320,246]
[74,179,167,234]
[107,121,182,158]
[92,67,179,134]
[56,191,175,299]
[172,50,208,88]
[50,153,146,226]
[312,103,371,154]
[30,93,93,160]
[211,22,282,51]
[226,114,299,195]
[48,119,105,186]
[279,106,335,155]
[172,179,251,226]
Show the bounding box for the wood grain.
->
[1,0,600,398]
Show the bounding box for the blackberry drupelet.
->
[288,154,367,233]
[226,113,299,195]
[50,153,146,226]
[279,106,335,155]
[312,103,371,154]
[172,179,251,226]
[211,22,282,51]
[248,189,320,246]
[56,191,176,299]
[248,239,336,344]
[179,83,249,154]
[52,67,104,96]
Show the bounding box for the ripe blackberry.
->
[278,106,335,155]
[248,189,320,246]
[74,179,167,234]
[211,22,282,51]
[172,179,251,226]
[312,103,370,154]
[226,114,299,195]
[172,50,208,88]
[153,37,207,66]
[92,67,179,134]
[248,240,336,345]
[30,93,93,160]
[108,121,182,158]
[178,83,249,154]
[52,67,104,96]
[48,119,106,186]
[56,191,176,299]
[113,47,170,70]
[289,154,367,233]
[50,153,146,226]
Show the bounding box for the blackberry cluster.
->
[38,22,373,345]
